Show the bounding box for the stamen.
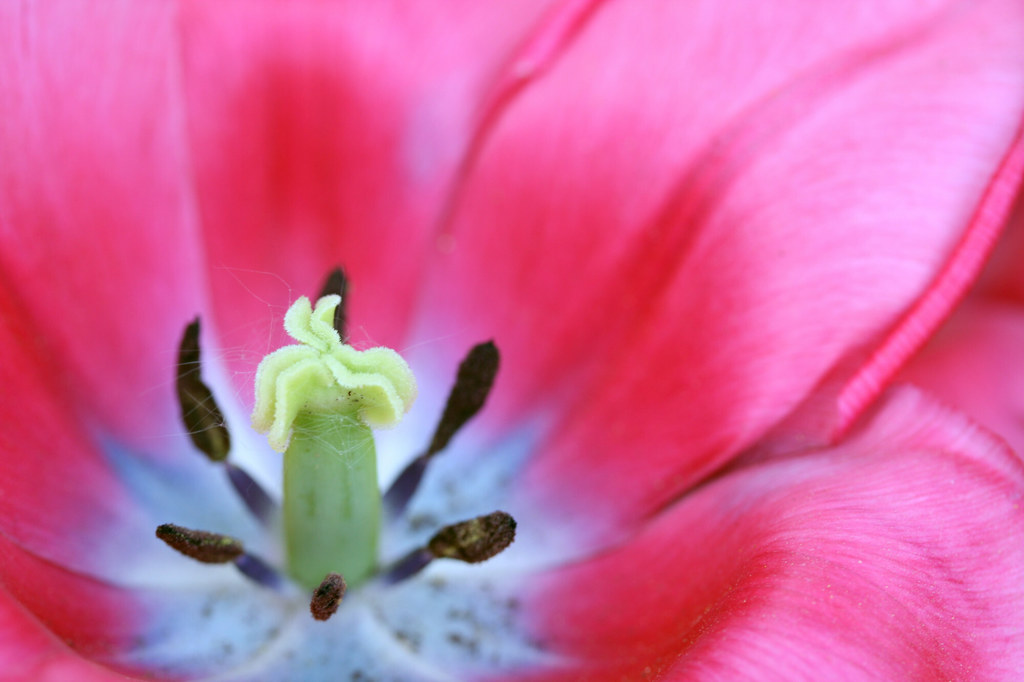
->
[176,319,231,462]
[226,463,277,524]
[427,341,501,457]
[176,319,278,525]
[379,548,434,584]
[234,553,286,590]
[310,572,347,621]
[317,267,349,341]
[385,341,500,515]
[155,523,244,564]
[427,511,516,563]
[380,511,516,584]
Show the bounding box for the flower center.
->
[157,267,513,620]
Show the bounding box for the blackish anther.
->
[427,511,516,564]
[318,267,349,341]
[384,341,500,516]
[427,341,500,457]
[310,572,347,621]
[155,523,244,564]
[176,318,231,461]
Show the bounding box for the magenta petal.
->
[0,1,205,450]
[976,194,1024,304]
[520,388,1024,680]
[177,0,558,399]
[0,287,149,575]
[802,120,1024,445]
[412,0,1024,531]
[0,532,142,678]
[0,587,130,682]
[900,299,1024,459]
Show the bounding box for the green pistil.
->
[252,295,416,590]
[283,411,379,587]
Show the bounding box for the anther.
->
[428,511,516,563]
[380,511,516,584]
[176,318,278,525]
[317,267,349,341]
[385,341,500,515]
[310,572,347,621]
[177,318,231,461]
[155,523,244,564]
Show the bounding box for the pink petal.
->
[177,0,562,398]
[0,1,206,450]
[0,587,132,682]
[899,299,1024,459]
[975,193,1024,304]
[819,120,1024,442]
[518,388,1024,680]
[0,532,142,677]
[412,0,1024,535]
[0,285,146,575]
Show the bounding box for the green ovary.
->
[284,412,379,588]
[251,295,416,589]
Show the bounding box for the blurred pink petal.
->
[524,388,1024,680]
[0,587,132,682]
[0,1,205,449]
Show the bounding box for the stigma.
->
[250,295,417,452]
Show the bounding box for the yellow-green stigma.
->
[252,294,416,452]
[251,294,416,589]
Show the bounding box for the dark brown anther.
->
[155,523,244,564]
[317,267,349,341]
[427,511,516,564]
[427,341,500,457]
[310,572,347,621]
[176,318,231,461]
[384,341,500,516]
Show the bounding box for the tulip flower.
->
[2,1,1024,680]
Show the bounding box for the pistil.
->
[251,294,416,590]
[282,411,380,588]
